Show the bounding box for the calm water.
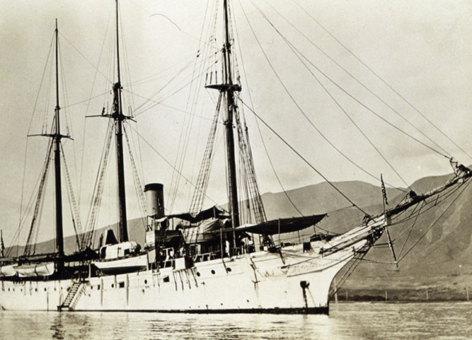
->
[1,302,471,339]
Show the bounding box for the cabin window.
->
[196,272,201,277]
[35,288,38,292]
[90,286,93,290]
[211,270,215,275]
[111,284,114,288]
[118,282,125,288]
[8,288,10,292]
[226,267,232,273]
[163,276,170,283]
[124,249,130,256]
[97,285,100,290]
[12,289,15,292]
[144,280,148,284]
[44,288,47,292]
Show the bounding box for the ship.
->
[1,0,471,314]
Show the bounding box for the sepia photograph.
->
[1,0,471,338]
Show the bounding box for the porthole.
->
[35,288,38,292]
[211,270,215,275]
[111,284,114,288]
[44,288,47,292]
[144,280,148,284]
[196,272,201,277]
[226,267,232,273]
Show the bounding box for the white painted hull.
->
[0,239,367,313]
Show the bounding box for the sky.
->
[1,0,472,246]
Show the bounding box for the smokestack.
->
[144,183,165,219]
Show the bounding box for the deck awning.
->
[168,206,230,223]
[235,214,327,235]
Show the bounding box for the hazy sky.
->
[1,0,471,245]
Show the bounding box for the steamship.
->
[1,0,470,314]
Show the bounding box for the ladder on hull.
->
[57,280,85,311]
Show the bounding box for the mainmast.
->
[113,0,129,242]
[203,0,241,247]
[222,0,240,232]
[53,20,65,268]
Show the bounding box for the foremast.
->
[112,0,129,242]
[94,0,130,243]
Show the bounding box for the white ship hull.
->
[0,240,366,313]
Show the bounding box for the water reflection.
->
[1,303,472,339]
[50,313,65,339]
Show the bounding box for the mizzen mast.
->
[53,19,65,267]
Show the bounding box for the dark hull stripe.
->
[70,306,329,315]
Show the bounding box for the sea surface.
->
[1,302,471,339]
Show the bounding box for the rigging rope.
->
[123,125,148,221]
[396,201,424,260]
[239,1,410,193]
[291,0,472,163]
[248,0,416,190]
[82,121,114,249]
[61,144,83,251]
[189,93,223,214]
[24,141,53,256]
[396,179,471,263]
[233,97,267,223]
[232,9,304,217]
[238,97,367,215]
[128,124,221,210]
[132,57,219,118]
[261,0,452,160]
